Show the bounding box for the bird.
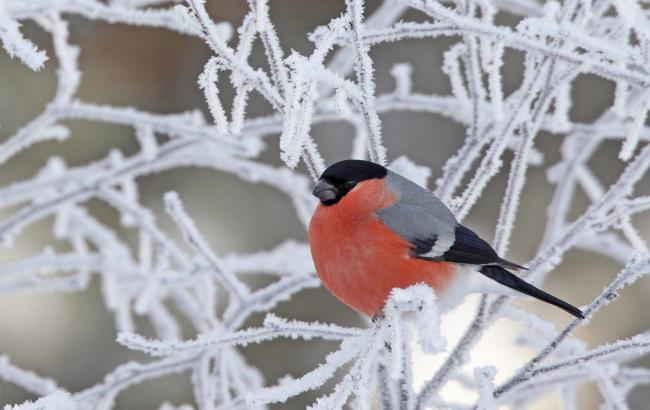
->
[308,159,584,319]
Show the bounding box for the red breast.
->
[309,178,455,316]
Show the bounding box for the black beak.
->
[312,179,338,202]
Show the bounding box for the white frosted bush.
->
[1,0,650,408]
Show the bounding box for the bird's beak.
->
[312,179,338,202]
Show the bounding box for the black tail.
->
[497,257,527,271]
[479,265,584,319]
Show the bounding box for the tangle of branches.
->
[1,0,650,409]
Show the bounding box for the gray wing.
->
[379,171,524,269]
[379,171,457,258]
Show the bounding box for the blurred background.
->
[0,1,649,409]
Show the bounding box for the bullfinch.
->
[308,159,583,319]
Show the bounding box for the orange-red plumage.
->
[309,178,455,316]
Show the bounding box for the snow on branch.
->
[3,391,76,410]
[0,356,59,397]
[2,0,650,408]
[0,11,47,70]
[117,314,362,358]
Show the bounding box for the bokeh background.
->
[0,1,649,409]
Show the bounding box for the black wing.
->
[418,224,525,270]
[417,225,583,318]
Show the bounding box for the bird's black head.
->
[312,160,387,205]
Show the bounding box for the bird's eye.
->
[344,181,357,190]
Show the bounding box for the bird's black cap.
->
[319,160,387,184]
[313,160,387,205]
